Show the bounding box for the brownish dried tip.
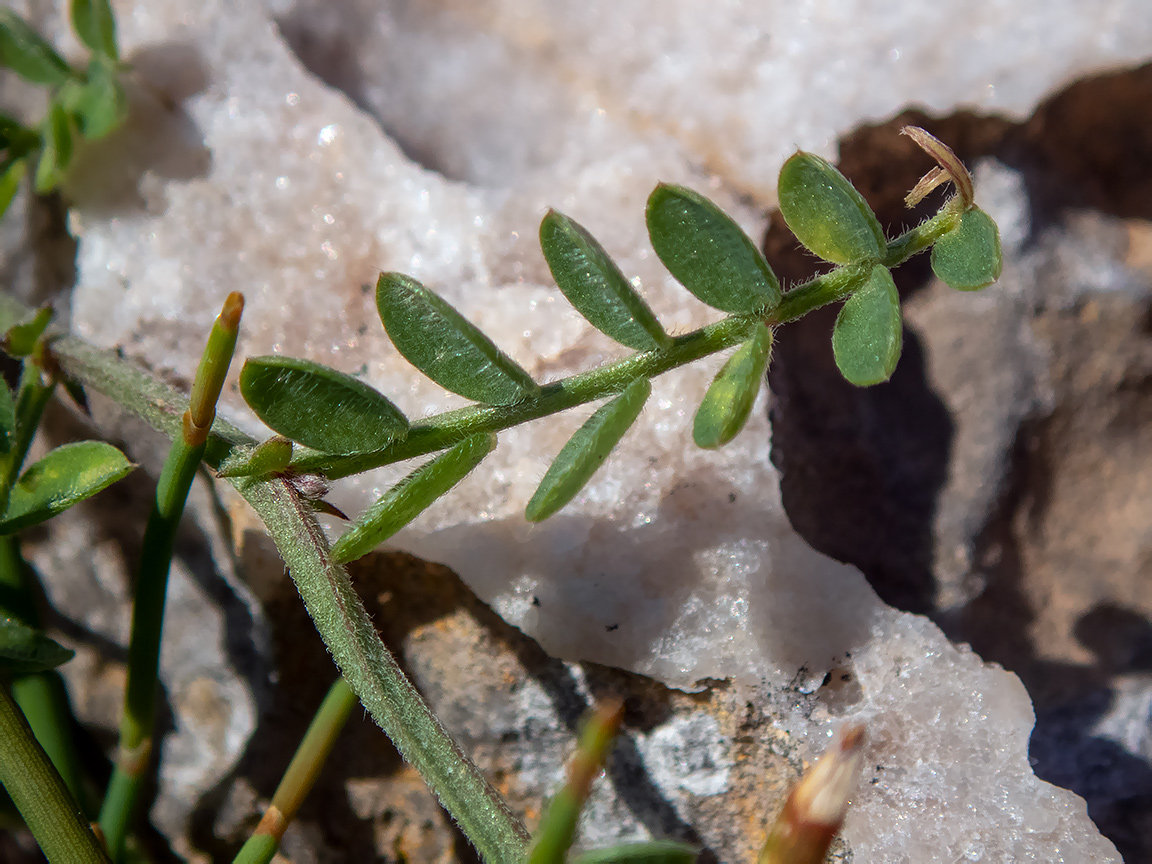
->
[901,126,974,208]
[759,724,866,864]
[219,291,245,332]
[568,699,624,800]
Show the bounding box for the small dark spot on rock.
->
[606,623,619,632]
[531,596,540,607]
[728,492,737,503]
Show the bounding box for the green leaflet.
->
[831,264,903,386]
[0,10,72,86]
[331,432,496,564]
[646,184,781,314]
[0,157,26,221]
[34,101,74,194]
[65,56,126,140]
[0,617,74,675]
[571,841,699,864]
[778,152,886,265]
[693,323,773,448]
[525,377,650,522]
[216,436,294,479]
[70,0,119,60]
[0,440,134,534]
[240,356,409,455]
[3,305,53,357]
[377,272,539,405]
[930,206,1002,291]
[540,209,670,351]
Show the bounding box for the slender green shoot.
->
[98,293,243,860]
[232,677,359,864]
[528,700,624,864]
[0,681,110,863]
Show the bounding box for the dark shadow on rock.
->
[65,42,212,217]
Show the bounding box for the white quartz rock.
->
[60,0,1143,859]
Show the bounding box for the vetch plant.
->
[0,0,127,215]
[0,24,1002,853]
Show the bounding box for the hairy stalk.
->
[232,677,359,864]
[0,682,110,863]
[98,294,243,861]
[236,476,531,862]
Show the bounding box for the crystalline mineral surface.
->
[59,0,1150,859]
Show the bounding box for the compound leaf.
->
[831,265,903,386]
[778,152,886,265]
[693,323,772,448]
[0,618,74,675]
[377,272,539,405]
[70,0,118,60]
[930,206,1002,291]
[0,10,72,86]
[240,356,408,455]
[0,441,133,534]
[526,377,650,522]
[331,432,496,563]
[540,209,670,351]
[646,184,781,314]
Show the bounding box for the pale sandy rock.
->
[47,0,1152,859]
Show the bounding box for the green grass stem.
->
[0,681,109,863]
[98,293,243,861]
[232,676,358,864]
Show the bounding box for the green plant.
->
[0,0,125,215]
[0,8,1004,862]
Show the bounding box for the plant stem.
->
[237,476,532,862]
[232,677,358,864]
[0,681,110,864]
[98,294,243,861]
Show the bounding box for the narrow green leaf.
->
[68,57,126,140]
[930,206,1002,291]
[3,305,53,357]
[0,618,74,675]
[831,265,903,386]
[70,0,118,60]
[0,10,72,86]
[646,184,781,314]
[526,378,650,522]
[0,157,26,221]
[0,441,133,534]
[778,152,886,265]
[34,101,74,194]
[693,323,772,449]
[572,841,699,864]
[331,432,496,564]
[240,356,409,455]
[0,381,15,454]
[216,436,294,479]
[376,273,539,405]
[540,210,670,351]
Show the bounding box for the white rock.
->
[59,0,1143,859]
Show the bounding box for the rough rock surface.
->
[1,0,1149,861]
